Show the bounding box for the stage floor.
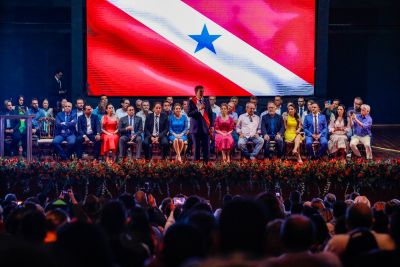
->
[370,125,400,159]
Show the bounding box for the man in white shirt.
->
[116,98,130,119]
[136,100,153,129]
[236,102,264,160]
[209,96,220,116]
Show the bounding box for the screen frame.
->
[74,0,328,99]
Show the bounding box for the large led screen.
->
[87,0,315,96]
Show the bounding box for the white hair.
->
[361,104,370,113]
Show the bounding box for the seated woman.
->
[214,103,235,162]
[169,103,188,163]
[328,104,350,157]
[284,103,304,163]
[101,104,119,162]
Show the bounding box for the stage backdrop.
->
[87,0,315,96]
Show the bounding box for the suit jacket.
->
[260,113,285,137]
[55,111,77,136]
[118,115,143,137]
[71,109,84,122]
[188,97,214,134]
[78,114,101,137]
[236,105,245,116]
[144,113,168,139]
[303,113,328,138]
[1,109,20,131]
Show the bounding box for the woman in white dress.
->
[328,104,350,156]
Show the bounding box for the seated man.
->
[2,100,21,156]
[118,105,143,160]
[143,102,169,160]
[76,104,101,159]
[260,101,285,158]
[236,102,264,160]
[303,102,328,159]
[26,98,46,136]
[349,104,373,160]
[52,102,76,160]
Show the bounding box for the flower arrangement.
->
[0,158,399,198]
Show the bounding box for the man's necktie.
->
[314,115,318,134]
[130,117,134,135]
[155,116,159,135]
[300,108,303,118]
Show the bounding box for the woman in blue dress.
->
[169,103,188,163]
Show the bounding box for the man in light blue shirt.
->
[350,104,373,159]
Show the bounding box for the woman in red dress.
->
[214,103,235,162]
[101,104,119,161]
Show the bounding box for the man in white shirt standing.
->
[236,102,264,160]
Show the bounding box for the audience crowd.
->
[1,87,373,163]
[0,189,399,267]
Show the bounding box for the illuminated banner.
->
[87,0,315,96]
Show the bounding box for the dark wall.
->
[327,0,400,124]
[0,1,71,103]
[0,0,399,123]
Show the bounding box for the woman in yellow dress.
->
[284,103,303,163]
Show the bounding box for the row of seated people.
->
[1,93,372,162]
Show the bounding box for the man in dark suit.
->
[260,101,285,158]
[303,103,328,159]
[143,102,169,160]
[2,100,21,156]
[52,102,76,160]
[76,104,101,159]
[50,70,68,108]
[188,85,214,162]
[118,105,143,160]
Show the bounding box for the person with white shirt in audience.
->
[236,102,264,160]
[116,98,130,119]
[209,96,220,116]
[136,100,152,129]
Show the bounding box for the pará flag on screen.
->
[87,0,315,96]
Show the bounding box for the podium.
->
[0,115,35,162]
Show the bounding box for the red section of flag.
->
[182,0,315,85]
[87,0,252,96]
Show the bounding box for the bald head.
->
[281,215,315,252]
[64,102,72,113]
[346,203,373,230]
